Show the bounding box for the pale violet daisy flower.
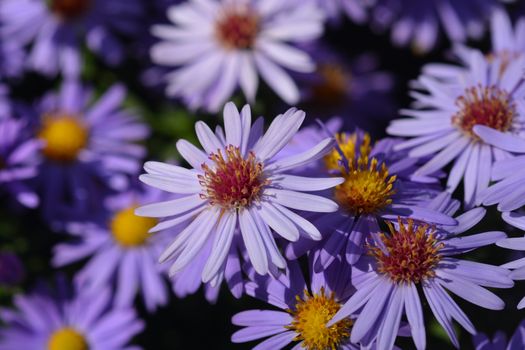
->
[52,186,172,312]
[150,0,325,112]
[387,49,525,207]
[328,193,513,350]
[136,102,342,283]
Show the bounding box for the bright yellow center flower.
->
[288,288,352,350]
[111,206,157,247]
[38,115,88,162]
[326,133,396,215]
[47,327,88,350]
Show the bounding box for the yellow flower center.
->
[369,218,444,284]
[38,114,88,163]
[199,145,269,210]
[326,133,396,215]
[288,288,352,350]
[452,85,515,140]
[111,206,157,247]
[311,64,348,106]
[47,327,88,350]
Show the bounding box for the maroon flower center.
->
[452,85,515,139]
[215,10,259,50]
[49,0,91,20]
[369,218,443,284]
[199,145,268,210]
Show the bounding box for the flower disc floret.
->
[199,145,268,210]
[288,288,352,350]
[370,218,443,284]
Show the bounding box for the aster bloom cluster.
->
[3,1,525,350]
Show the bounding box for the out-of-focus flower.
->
[488,9,525,58]
[136,102,341,282]
[53,185,171,312]
[232,253,358,349]
[150,0,324,112]
[0,116,41,208]
[0,278,144,349]
[0,252,24,286]
[388,49,525,207]
[297,43,395,134]
[368,0,501,53]
[328,193,512,350]
[315,0,368,24]
[33,80,149,222]
[0,0,143,77]
[0,40,24,79]
[473,320,525,350]
[284,129,454,269]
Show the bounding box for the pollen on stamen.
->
[47,327,88,350]
[215,8,259,50]
[199,145,268,210]
[452,85,516,139]
[369,218,444,284]
[287,287,352,350]
[326,133,397,215]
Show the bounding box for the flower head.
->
[329,193,513,350]
[0,0,143,76]
[33,80,149,222]
[388,49,525,207]
[53,185,172,312]
[136,102,341,282]
[472,320,525,350]
[283,128,453,269]
[0,278,144,349]
[232,255,358,349]
[150,0,324,111]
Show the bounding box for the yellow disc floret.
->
[327,133,396,215]
[111,206,157,247]
[288,288,352,350]
[47,327,88,350]
[38,114,88,162]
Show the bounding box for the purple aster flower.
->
[0,252,24,286]
[488,9,525,58]
[150,0,325,112]
[0,0,143,77]
[232,253,359,349]
[368,0,501,53]
[315,0,368,24]
[33,79,149,222]
[0,84,11,119]
[0,40,24,79]
[136,102,342,282]
[328,192,513,350]
[0,116,41,208]
[284,129,455,270]
[0,278,144,349]
[388,49,525,207]
[296,42,395,134]
[53,185,173,312]
[473,320,525,350]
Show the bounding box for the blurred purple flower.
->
[473,320,525,350]
[33,80,149,222]
[316,0,368,24]
[368,0,501,53]
[232,253,358,349]
[0,278,144,349]
[0,0,143,77]
[150,0,325,112]
[0,116,41,208]
[136,102,341,281]
[53,185,172,312]
[0,40,24,79]
[284,130,454,270]
[328,193,512,350]
[0,252,24,286]
[296,42,395,134]
[388,49,525,207]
